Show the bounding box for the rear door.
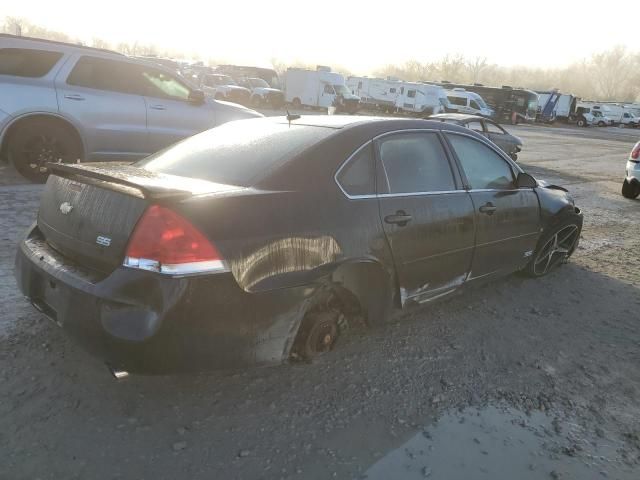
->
[56,55,149,161]
[137,65,217,152]
[376,131,475,303]
[445,132,540,280]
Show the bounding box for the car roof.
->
[0,33,124,57]
[272,115,460,130]
[429,113,487,122]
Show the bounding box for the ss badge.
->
[96,236,112,247]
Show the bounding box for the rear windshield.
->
[136,120,335,186]
[0,48,63,77]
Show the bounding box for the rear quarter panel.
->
[176,127,394,294]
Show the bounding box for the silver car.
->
[0,34,263,182]
[429,113,523,161]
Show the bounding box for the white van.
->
[446,88,494,118]
[285,66,360,112]
[347,76,401,111]
[394,82,449,116]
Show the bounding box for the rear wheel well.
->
[2,114,84,163]
[288,261,397,361]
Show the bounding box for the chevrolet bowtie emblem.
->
[59,202,73,215]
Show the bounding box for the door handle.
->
[384,211,413,226]
[64,94,85,101]
[149,104,167,110]
[479,203,497,215]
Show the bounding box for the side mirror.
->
[189,89,205,104]
[516,172,537,188]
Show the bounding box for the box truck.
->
[285,66,360,113]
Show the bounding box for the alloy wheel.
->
[532,224,579,276]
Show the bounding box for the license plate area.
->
[31,276,64,327]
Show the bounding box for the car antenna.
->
[285,109,301,127]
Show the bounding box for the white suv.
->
[0,35,262,182]
[622,141,640,199]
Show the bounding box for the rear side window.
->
[67,56,141,95]
[336,143,375,197]
[447,133,514,190]
[378,132,455,194]
[137,121,334,187]
[448,96,466,106]
[0,48,63,77]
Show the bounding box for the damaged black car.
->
[15,116,583,374]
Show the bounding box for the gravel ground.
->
[0,124,639,480]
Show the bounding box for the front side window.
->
[407,90,416,98]
[470,100,481,110]
[140,68,191,101]
[390,87,396,93]
[378,132,455,194]
[447,134,514,190]
[336,143,375,196]
[0,48,63,78]
[67,56,139,94]
[323,84,335,94]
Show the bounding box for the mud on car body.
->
[15,116,583,374]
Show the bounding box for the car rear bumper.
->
[15,224,310,374]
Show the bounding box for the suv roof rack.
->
[0,33,124,56]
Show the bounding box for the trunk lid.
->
[38,163,240,273]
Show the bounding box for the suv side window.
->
[0,48,63,78]
[67,56,140,95]
[138,67,191,101]
[378,132,455,194]
[447,133,515,190]
[336,143,375,197]
[470,100,481,110]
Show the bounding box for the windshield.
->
[136,121,334,186]
[249,78,270,88]
[333,84,350,96]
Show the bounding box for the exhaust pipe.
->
[107,364,129,380]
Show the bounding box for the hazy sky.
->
[3,0,640,73]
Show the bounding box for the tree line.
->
[3,16,639,102]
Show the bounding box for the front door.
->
[445,132,541,280]
[56,55,148,161]
[318,83,335,108]
[376,131,475,303]
[137,65,218,152]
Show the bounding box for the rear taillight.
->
[631,142,640,161]
[123,205,227,275]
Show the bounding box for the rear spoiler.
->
[47,163,194,200]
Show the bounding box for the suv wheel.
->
[577,118,586,127]
[9,120,82,183]
[622,179,640,199]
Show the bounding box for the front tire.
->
[577,118,586,127]
[622,179,640,199]
[525,219,580,277]
[9,119,82,183]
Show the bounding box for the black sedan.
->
[430,113,523,161]
[15,116,582,375]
